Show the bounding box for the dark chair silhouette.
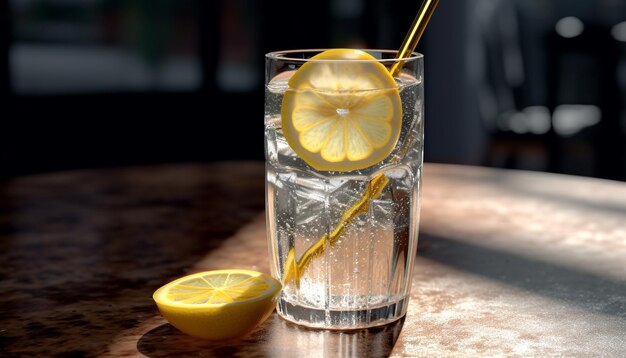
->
[546,23,624,180]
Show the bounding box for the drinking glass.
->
[264,49,424,329]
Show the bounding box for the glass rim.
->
[265,49,423,63]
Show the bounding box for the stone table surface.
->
[1,161,625,357]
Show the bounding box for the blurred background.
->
[1,0,625,180]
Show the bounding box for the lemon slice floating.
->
[153,269,281,340]
[282,49,402,172]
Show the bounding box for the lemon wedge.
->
[153,269,281,340]
[282,49,402,172]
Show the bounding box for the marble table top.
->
[1,161,625,357]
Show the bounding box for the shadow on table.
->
[137,315,405,357]
[419,233,626,319]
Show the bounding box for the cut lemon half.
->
[153,269,281,340]
[282,49,402,172]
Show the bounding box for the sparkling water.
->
[265,73,423,329]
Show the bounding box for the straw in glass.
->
[282,0,440,286]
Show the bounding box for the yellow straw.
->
[390,0,440,76]
[282,0,440,286]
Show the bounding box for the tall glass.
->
[264,49,424,329]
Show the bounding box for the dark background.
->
[1,0,625,180]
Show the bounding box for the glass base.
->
[276,297,407,330]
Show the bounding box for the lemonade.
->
[265,49,424,329]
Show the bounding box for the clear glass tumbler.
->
[264,49,424,329]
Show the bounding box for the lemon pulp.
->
[281,49,402,172]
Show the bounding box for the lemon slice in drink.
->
[282,49,402,172]
[153,269,281,340]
